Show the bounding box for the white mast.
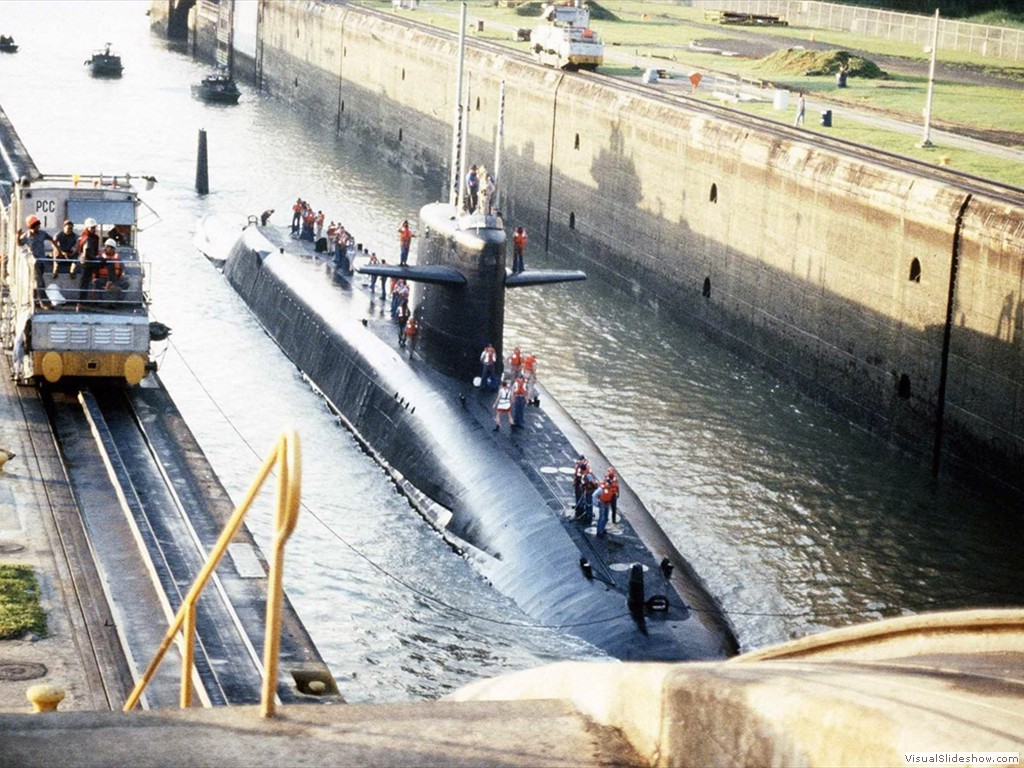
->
[459,76,471,212]
[448,3,467,207]
[492,80,505,213]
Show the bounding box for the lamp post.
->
[919,9,939,148]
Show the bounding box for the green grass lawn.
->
[378,1,1024,183]
[727,97,1024,182]
[0,564,47,639]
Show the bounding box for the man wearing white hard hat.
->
[93,238,127,305]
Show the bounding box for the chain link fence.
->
[689,0,1024,61]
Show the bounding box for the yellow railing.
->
[124,431,302,718]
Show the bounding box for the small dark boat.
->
[0,35,18,53]
[86,43,123,77]
[191,73,241,105]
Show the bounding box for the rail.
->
[123,431,302,717]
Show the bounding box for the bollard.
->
[660,556,674,580]
[26,684,65,713]
[579,557,593,580]
[627,563,645,616]
[195,129,209,195]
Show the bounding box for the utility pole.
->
[919,9,940,148]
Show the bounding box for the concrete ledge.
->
[0,699,642,768]
[450,611,1024,766]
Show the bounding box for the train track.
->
[42,383,266,708]
[352,4,1024,205]
[34,381,338,710]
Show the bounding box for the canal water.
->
[2,1,1021,703]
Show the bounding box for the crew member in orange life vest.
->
[479,343,497,386]
[605,467,620,524]
[512,227,527,273]
[523,353,539,405]
[90,238,125,302]
[508,346,523,380]
[94,238,124,283]
[404,316,418,355]
[511,375,528,428]
[596,477,614,537]
[397,220,415,266]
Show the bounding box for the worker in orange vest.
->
[404,316,419,356]
[596,477,615,537]
[397,220,415,265]
[512,226,527,273]
[523,353,538,405]
[605,467,620,524]
[511,375,529,428]
[508,346,523,380]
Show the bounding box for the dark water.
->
[1,1,1021,703]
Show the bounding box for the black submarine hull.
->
[213,224,737,661]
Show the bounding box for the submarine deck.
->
[254,225,736,659]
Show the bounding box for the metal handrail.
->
[123,431,302,717]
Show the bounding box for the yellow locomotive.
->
[1,173,158,385]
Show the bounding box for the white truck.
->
[530,2,603,71]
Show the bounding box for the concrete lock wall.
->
[176,1,1024,496]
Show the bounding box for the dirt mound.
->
[757,48,888,79]
[514,1,618,22]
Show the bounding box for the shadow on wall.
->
[590,122,642,211]
[993,291,1024,345]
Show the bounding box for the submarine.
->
[198,8,736,662]
[202,209,736,661]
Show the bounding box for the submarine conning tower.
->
[415,202,507,380]
[358,201,585,382]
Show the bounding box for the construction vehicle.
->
[530,1,603,71]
